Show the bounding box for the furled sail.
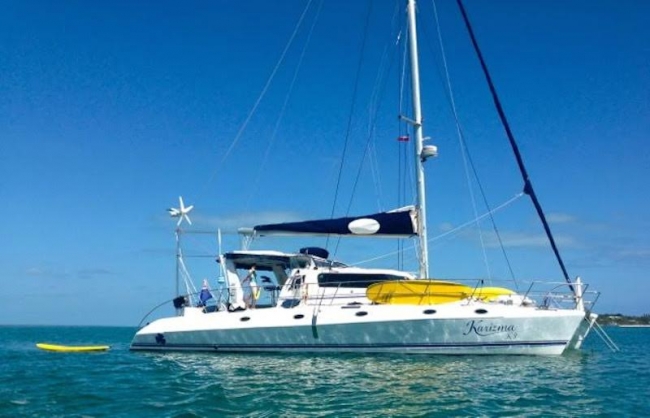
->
[253,206,418,237]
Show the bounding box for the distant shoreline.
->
[598,314,650,327]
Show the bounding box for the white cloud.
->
[438,222,454,232]
[77,268,114,280]
[614,248,650,263]
[195,210,304,232]
[25,266,114,280]
[483,230,577,249]
[546,212,576,224]
[26,267,45,276]
[25,266,69,279]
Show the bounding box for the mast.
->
[406,0,430,278]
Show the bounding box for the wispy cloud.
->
[25,266,69,279]
[546,212,576,224]
[432,222,578,250]
[567,246,650,269]
[435,214,649,271]
[195,210,304,232]
[25,266,115,280]
[77,268,114,280]
[611,248,650,265]
[484,231,578,249]
[438,222,454,232]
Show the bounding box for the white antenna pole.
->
[217,228,223,258]
[407,0,429,278]
[217,228,227,279]
[175,228,181,315]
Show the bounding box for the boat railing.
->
[521,281,600,311]
[280,281,371,308]
[299,278,600,311]
[135,287,234,328]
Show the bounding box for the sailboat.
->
[131,0,601,355]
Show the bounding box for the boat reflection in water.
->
[142,351,600,416]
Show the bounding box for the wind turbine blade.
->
[185,205,194,213]
[177,216,183,227]
[179,196,185,211]
[184,214,192,225]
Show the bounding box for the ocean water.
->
[0,326,647,417]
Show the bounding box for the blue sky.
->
[1,0,648,326]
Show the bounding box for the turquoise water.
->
[0,326,647,417]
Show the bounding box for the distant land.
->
[598,314,650,326]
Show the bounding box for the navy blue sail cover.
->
[253,206,417,237]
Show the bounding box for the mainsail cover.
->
[253,206,418,237]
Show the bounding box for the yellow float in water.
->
[366,280,515,305]
[36,343,110,352]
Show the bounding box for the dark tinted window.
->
[317,273,404,288]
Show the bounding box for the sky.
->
[1,0,648,326]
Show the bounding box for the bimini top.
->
[250,206,418,238]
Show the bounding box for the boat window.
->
[423,309,437,315]
[312,258,348,268]
[289,255,347,269]
[317,273,405,288]
[232,265,285,308]
[290,256,311,269]
[475,309,488,315]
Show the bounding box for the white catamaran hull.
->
[131,304,589,355]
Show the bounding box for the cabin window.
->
[423,309,437,315]
[317,273,405,289]
[355,311,368,317]
[475,309,488,315]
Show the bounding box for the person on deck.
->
[242,264,259,309]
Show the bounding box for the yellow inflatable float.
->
[36,343,110,352]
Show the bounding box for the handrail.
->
[136,288,231,328]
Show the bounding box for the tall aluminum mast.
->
[406,0,432,278]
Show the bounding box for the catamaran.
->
[131,0,607,355]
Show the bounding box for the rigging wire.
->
[398,19,418,207]
[456,0,574,291]
[244,0,324,211]
[397,20,410,270]
[178,249,198,304]
[203,0,314,193]
[351,192,524,266]
[399,10,427,272]
[430,0,492,283]
[343,7,402,211]
[418,0,518,287]
[330,1,403,259]
[327,0,375,243]
[366,1,403,214]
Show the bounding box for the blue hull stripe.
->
[131,340,567,350]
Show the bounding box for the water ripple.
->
[0,326,648,417]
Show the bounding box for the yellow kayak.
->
[36,343,110,352]
[366,280,515,305]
